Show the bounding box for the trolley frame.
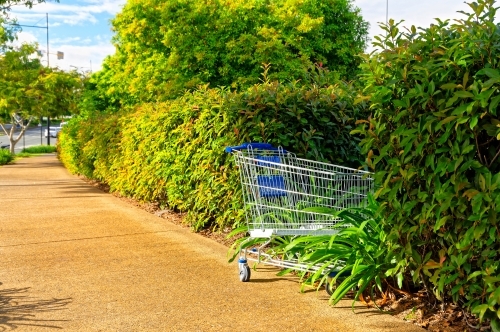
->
[226,142,373,284]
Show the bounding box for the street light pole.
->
[46,13,50,146]
[46,13,49,67]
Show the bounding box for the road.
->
[0,126,57,153]
[0,154,425,332]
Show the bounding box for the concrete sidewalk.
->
[0,155,424,331]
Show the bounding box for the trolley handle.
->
[225,142,286,153]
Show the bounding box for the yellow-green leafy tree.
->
[0,43,82,154]
[92,0,368,107]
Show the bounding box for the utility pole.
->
[386,0,389,27]
[46,13,51,146]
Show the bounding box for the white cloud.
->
[8,34,116,73]
[12,0,127,15]
[354,0,472,50]
[50,42,115,72]
[11,0,126,25]
[14,31,39,44]
[51,36,81,44]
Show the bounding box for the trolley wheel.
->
[239,264,251,282]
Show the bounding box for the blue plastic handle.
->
[225,142,285,153]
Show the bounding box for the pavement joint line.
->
[0,231,176,248]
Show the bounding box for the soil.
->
[80,176,490,332]
[382,295,489,332]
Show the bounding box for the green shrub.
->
[58,112,122,178]
[355,1,500,328]
[21,145,57,154]
[59,72,369,231]
[0,149,13,165]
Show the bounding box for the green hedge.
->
[0,149,13,165]
[59,77,368,230]
[355,1,500,328]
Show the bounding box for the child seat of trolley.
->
[226,143,290,199]
[256,175,287,198]
[255,155,287,198]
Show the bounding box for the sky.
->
[8,0,473,73]
[9,0,125,73]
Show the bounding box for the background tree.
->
[76,62,123,118]
[0,43,82,154]
[0,43,42,152]
[95,0,368,107]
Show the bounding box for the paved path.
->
[0,155,424,331]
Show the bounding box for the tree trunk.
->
[1,115,32,155]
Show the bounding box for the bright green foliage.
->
[59,73,368,230]
[0,17,15,47]
[0,44,44,153]
[98,0,368,104]
[37,69,82,119]
[0,148,12,165]
[77,68,122,117]
[355,0,500,327]
[0,43,82,154]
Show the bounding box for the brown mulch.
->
[80,176,490,332]
[375,293,488,332]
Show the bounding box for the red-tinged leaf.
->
[424,260,440,269]
[463,189,480,200]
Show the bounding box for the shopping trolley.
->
[225,143,373,290]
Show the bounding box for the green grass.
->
[0,149,13,165]
[2,145,58,162]
[15,152,33,158]
[1,145,57,165]
[21,145,57,154]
